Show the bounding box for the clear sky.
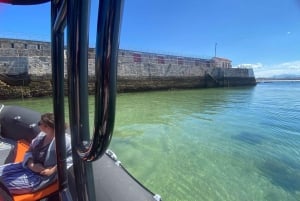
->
[1,0,300,78]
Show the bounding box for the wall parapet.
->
[0,38,256,99]
[0,38,234,77]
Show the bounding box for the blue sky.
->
[1,0,300,78]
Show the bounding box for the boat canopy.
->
[0,0,124,200]
[0,0,49,5]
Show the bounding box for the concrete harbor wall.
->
[0,38,256,99]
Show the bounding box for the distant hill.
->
[256,74,300,82]
[257,74,300,80]
[272,74,300,79]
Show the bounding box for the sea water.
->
[1,82,300,201]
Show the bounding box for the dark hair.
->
[40,113,55,129]
[38,113,68,130]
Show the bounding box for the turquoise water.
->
[1,82,300,201]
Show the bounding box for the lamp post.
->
[214,42,217,57]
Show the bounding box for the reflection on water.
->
[1,83,300,201]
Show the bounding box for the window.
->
[157,56,165,64]
[178,58,184,65]
[206,62,210,67]
[133,53,142,62]
[11,43,14,48]
[24,44,28,49]
[195,60,201,66]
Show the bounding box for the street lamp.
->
[214,42,217,57]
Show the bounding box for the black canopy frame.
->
[0,0,124,200]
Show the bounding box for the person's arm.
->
[27,158,57,176]
[22,133,43,168]
[26,158,46,173]
[40,165,57,176]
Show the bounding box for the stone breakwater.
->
[0,38,256,99]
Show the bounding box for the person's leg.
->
[1,163,41,195]
[0,163,14,175]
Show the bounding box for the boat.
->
[0,104,161,201]
[0,0,162,200]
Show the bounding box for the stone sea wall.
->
[0,38,256,99]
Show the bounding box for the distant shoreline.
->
[256,78,300,83]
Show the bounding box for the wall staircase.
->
[205,68,223,86]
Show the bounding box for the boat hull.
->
[0,104,161,201]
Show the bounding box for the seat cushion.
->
[12,140,59,201]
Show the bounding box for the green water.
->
[1,82,300,201]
